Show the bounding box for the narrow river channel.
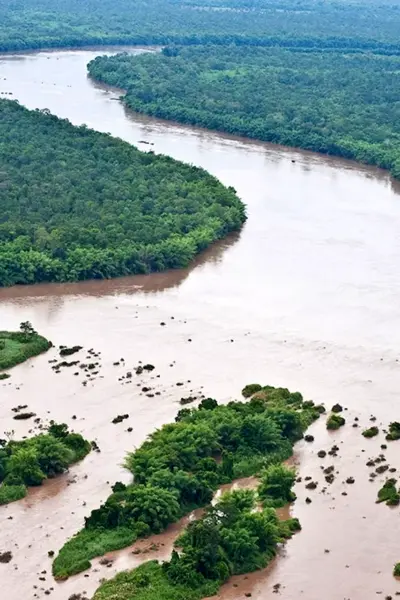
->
[0,48,400,600]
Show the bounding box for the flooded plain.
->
[0,48,400,600]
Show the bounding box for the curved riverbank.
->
[0,48,400,600]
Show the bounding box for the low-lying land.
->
[0,99,245,287]
[0,422,91,505]
[52,385,323,579]
[0,322,51,371]
[92,476,300,600]
[88,46,400,179]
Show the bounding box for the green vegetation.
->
[258,464,296,507]
[93,486,300,600]
[89,45,400,179]
[386,422,400,441]
[241,383,262,398]
[0,99,245,287]
[0,322,51,371]
[327,413,346,430]
[53,385,321,579]
[362,426,379,438]
[394,563,400,577]
[0,422,91,505]
[376,479,400,507]
[1,0,400,53]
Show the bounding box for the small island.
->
[0,422,91,505]
[0,322,52,377]
[52,385,323,579]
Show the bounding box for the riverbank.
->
[88,47,400,181]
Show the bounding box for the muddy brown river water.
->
[0,48,400,600]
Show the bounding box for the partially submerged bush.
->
[327,414,346,430]
[386,422,400,441]
[394,562,400,577]
[362,426,379,438]
[377,479,400,506]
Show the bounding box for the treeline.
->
[52,386,323,579]
[1,0,400,53]
[93,481,300,600]
[88,46,400,179]
[0,423,91,505]
[0,99,245,287]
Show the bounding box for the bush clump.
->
[258,464,296,507]
[242,384,262,398]
[53,384,321,579]
[0,422,91,505]
[394,563,400,577]
[362,426,379,438]
[377,479,400,506]
[327,414,346,430]
[386,422,400,441]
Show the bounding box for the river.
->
[0,47,399,600]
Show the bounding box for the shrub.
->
[327,414,346,430]
[362,426,379,438]
[242,384,262,398]
[377,479,400,506]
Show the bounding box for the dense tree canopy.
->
[0,422,91,505]
[52,385,321,579]
[1,0,400,53]
[93,488,300,600]
[88,46,400,178]
[0,99,245,286]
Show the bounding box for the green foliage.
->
[53,384,319,578]
[386,422,400,441]
[394,563,400,577]
[242,384,262,398]
[89,46,400,180]
[0,326,51,370]
[258,464,296,507]
[0,424,90,505]
[1,0,400,53]
[377,479,400,506]
[327,413,346,430]
[362,426,379,438]
[93,488,299,600]
[0,99,245,287]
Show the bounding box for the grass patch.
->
[0,322,51,371]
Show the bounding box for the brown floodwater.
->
[0,48,400,600]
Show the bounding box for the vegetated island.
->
[93,467,300,600]
[0,322,52,377]
[52,385,325,579]
[1,0,400,53]
[88,46,400,179]
[0,99,245,287]
[0,422,91,505]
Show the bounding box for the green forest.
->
[52,386,323,579]
[0,99,245,287]
[88,46,400,178]
[0,422,91,505]
[1,0,400,53]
